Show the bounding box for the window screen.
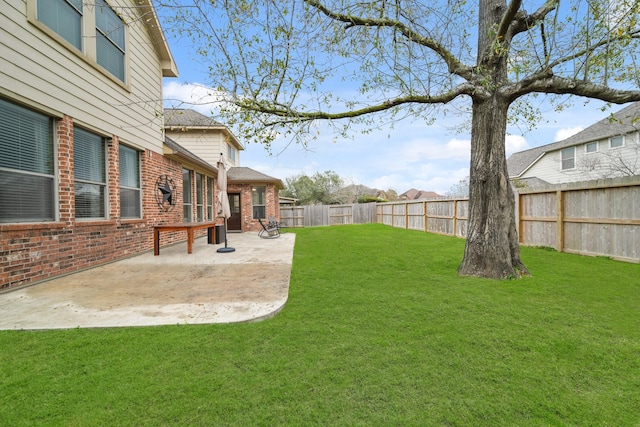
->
[183,168,192,222]
[207,177,214,220]
[37,0,83,50]
[95,0,125,81]
[610,136,624,149]
[119,145,141,218]
[561,147,575,170]
[74,127,106,219]
[196,173,204,222]
[252,186,266,219]
[0,98,55,223]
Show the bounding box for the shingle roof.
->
[164,108,244,150]
[228,167,285,189]
[164,136,217,172]
[508,102,640,177]
[399,188,442,200]
[164,109,223,128]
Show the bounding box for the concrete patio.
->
[0,232,295,330]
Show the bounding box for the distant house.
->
[164,109,284,232]
[279,196,298,207]
[399,189,442,200]
[0,0,211,291]
[508,102,640,186]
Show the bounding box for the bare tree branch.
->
[303,0,474,79]
[233,82,478,122]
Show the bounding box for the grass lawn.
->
[1,224,639,426]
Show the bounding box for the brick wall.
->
[0,118,187,291]
[228,183,280,232]
[0,116,281,291]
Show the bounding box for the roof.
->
[228,167,285,189]
[164,109,244,150]
[163,136,217,173]
[164,109,223,128]
[138,1,178,77]
[508,102,640,177]
[399,188,442,200]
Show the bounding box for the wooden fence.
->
[376,198,469,238]
[280,176,640,262]
[280,203,378,228]
[377,176,640,262]
[517,176,640,262]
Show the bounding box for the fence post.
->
[423,201,428,233]
[453,200,458,237]
[556,190,564,252]
[517,191,523,243]
[405,203,409,229]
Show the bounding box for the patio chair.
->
[258,218,281,239]
[267,216,285,230]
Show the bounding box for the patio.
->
[0,232,295,330]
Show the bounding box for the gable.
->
[508,102,640,178]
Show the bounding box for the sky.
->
[158,11,617,196]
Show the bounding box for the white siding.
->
[0,0,168,151]
[522,131,640,184]
[166,129,242,167]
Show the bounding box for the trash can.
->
[215,224,226,244]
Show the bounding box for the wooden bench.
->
[153,222,217,256]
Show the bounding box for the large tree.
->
[158,0,640,278]
[283,171,345,205]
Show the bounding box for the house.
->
[0,0,221,291]
[508,102,640,186]
[164,109,284,232]
[399,189,442,200]
[164,108,243,167]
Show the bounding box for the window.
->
[227,144,236,163]
[119,145,141,218]
[32,0,126,83]
[196,173,204,222]
[585,142,598,153]
[183,168,192,222]
[37,0,83,50]
[252,186,266,219]
[561,147,575,170]
[95,0,125,81]
[610,136,624,149]
[0,98,55,223]
[74,127,106,219]
[207,177,214,220]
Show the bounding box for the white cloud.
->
[400,137,470,163]
[163,81,230,114]
[555,126,583,141]
[506,134,529,156]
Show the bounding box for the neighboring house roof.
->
[400,188,442,200]
[228,167,285,189]
[512,177,551,188]
[508,102,640,178]
[164,108,244,150]
[279,196,298,205]
[163,136,217,173]
[139,1,178,77]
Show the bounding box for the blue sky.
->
[159,17,614,196]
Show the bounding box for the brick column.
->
[108,136,120,221]
[57,115,74,224]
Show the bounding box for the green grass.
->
[1,224,639,426]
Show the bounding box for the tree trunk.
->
[458,96,530,279]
